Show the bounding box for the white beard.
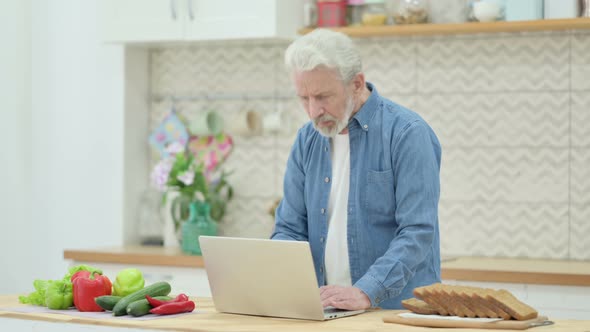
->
[313,95,355,138]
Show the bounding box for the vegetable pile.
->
[19,265,196,317]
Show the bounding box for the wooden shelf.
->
[64,246,205,268]
[299,18,590,37]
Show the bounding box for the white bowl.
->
[473,1,501,22]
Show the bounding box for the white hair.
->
[284,29,362,83]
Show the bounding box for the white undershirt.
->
[325,133,352,287]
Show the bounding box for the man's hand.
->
[319,285,371,310]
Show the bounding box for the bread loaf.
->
[401,298,439,315]
[414,284,450,316]
[485,289,538,321]
[405,284,538,321]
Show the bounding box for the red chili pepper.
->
[146,295,168,307]
[72,272,112,312]
[149,300,195,315]
[146,294,190,307]
[174,294,189,302]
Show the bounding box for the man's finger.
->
[322,298,337,308]
[319,286,340,300]
[320,290,341,302]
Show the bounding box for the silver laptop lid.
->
[199,236,326,320]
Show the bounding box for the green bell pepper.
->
[112,268,144,297]
[45,280,73,310]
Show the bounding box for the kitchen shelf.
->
[64,246,204,268]
[298,18,590,37]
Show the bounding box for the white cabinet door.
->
[185,0,303,41]
[99,0,303,43]
[185,0,273,41]
[100,0,184,43]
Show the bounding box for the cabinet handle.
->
[170,0,177,20]
[187,0,195,21]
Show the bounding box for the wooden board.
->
[383,312,552,330]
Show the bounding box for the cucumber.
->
[112,281,172,316]
[126,296,172,317]
[95,295,122,311]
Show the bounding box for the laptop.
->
[199,236,365,321]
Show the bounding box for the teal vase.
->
[181,201,217,255]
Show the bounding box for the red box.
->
[317,1,347,27]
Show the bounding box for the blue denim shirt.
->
[271,83,441,309]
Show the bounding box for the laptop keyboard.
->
[324,308,350,314]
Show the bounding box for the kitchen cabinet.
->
[100,0,304,43]
[65,248,590,319]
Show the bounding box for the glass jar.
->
[303,0,318,28]
[347,0,366,26]
[430,0,468,24]
[136,189,164,246]
[583,0,590,17]
[393,0,429,24]
[362,0,388,25]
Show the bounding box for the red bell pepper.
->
[71,270,112,295]
[72,272,112,312]
[70,268,102,282]
[149,300,195,315]
[146,294,189,307]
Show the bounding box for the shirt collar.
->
[351,82,379,132]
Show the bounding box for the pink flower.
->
[150,159,173,191]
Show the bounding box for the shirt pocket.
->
[365,169,395,222]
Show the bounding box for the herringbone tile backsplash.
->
[150,30,590,261]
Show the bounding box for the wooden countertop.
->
[64,247,590,286]
[0,296,587,332]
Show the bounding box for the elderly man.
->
[271,29,442,310]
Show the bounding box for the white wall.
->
[0,0,34,294]
[0,0,126,294]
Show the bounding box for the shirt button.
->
[320,267,323,273]
[324,177,330,183]
[320,237,324,243]
[363,124,368,129]
[321,208,325,214]
[324,147,328,152]
[349,208,352,213]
